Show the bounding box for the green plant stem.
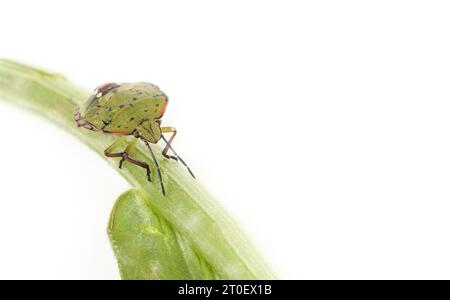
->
[0,59,276,279]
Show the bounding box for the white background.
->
[0,1,449,279]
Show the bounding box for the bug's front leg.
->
[160,126,195,178]
[161,126,178,161]
[104,137,152,182]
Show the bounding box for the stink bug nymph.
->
[74,82,194,195]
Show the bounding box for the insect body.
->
[74,82,194,195]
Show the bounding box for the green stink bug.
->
[74,82,194,195]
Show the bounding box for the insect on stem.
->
[75,82,194,195]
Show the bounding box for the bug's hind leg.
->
[161,126,195,178]
[104,138,152,182]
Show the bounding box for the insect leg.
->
[121,153,152,182]
[104,138,152,182]
[160,126,178,161]
[160,127,195,179]
[104,138,125,159]
[143,140,165,196]
[119,138,138,168]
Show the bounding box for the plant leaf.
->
[109,188,218,279]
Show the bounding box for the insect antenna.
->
[161,135,195,178]
[143,140,166,196]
